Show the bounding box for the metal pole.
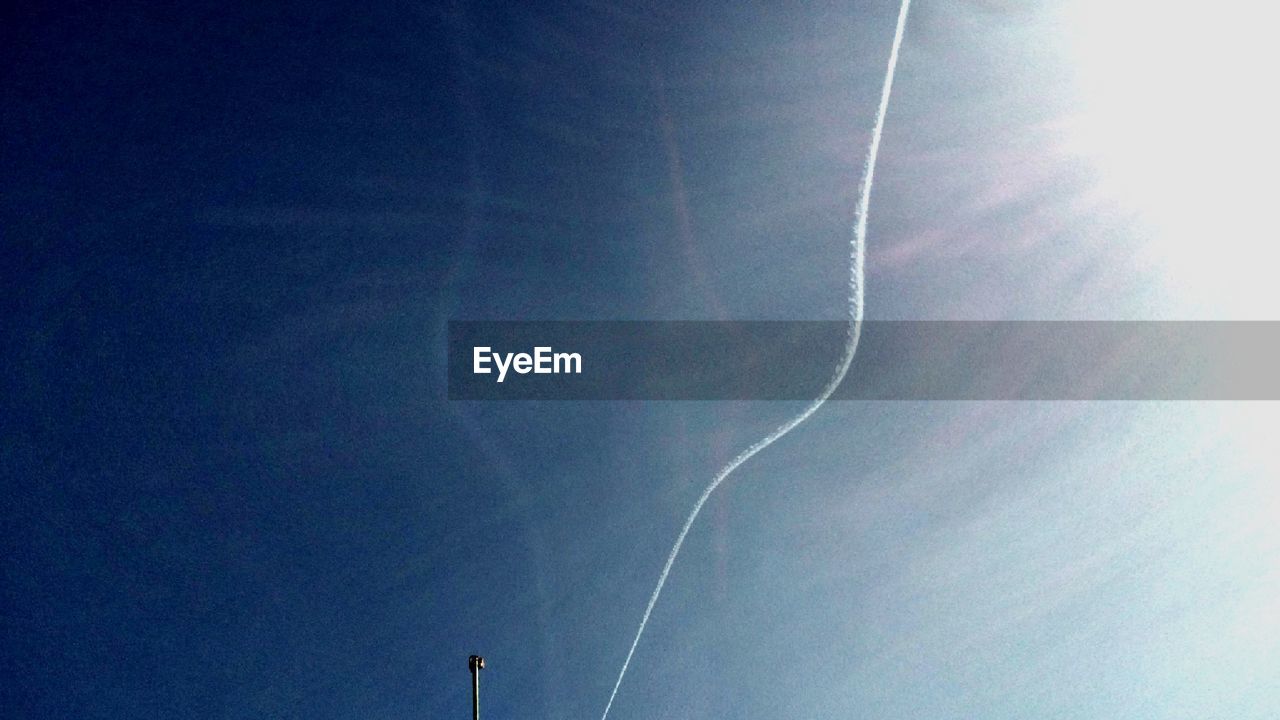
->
[468,655,485,720]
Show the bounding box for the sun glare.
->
[1060,0,1280,316]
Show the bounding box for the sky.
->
[3,1,1278,718]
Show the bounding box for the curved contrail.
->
[599,2,913,718]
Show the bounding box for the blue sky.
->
[4,1,1278,718]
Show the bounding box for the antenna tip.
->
[468,655,485,671]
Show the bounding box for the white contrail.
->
[598,2,912,718]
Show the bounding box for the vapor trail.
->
[598,3,912,718]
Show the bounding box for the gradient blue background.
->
[4,1,1277,718]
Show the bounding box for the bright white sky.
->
[1059,0,1279,317]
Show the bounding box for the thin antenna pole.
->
[468,655,485,720]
